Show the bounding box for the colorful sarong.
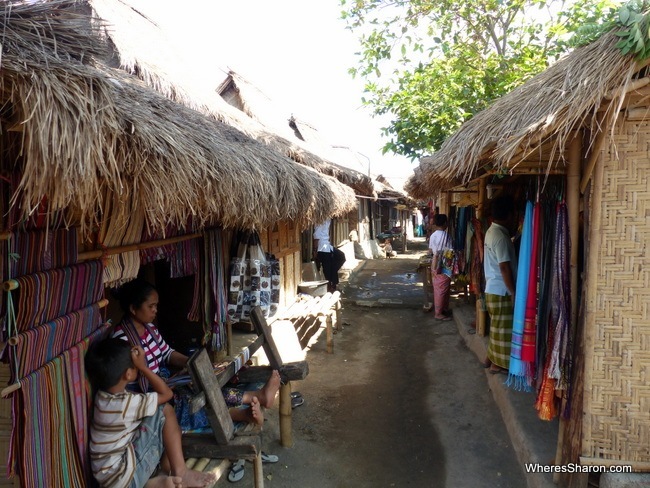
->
[432,271,451,316]
[507,201,533,391]
[485,293,514,369]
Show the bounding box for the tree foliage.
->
[341,0,619,159]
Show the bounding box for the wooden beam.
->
[77,232,202,261]
[604,76,650,100]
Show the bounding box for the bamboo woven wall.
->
[582,116,650,468]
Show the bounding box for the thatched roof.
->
[407,31,643,198]
[0,0,356,232]
[217,70,375,195]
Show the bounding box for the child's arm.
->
[131,346,173,404]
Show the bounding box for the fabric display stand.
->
[227,231,280,327]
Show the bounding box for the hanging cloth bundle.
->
[521,202,541,375]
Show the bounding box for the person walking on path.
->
[313,219,346,293]
[483,195,518,374]
[428,214,453,321]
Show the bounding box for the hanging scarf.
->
[548,203,571,390]
[507,201,533,391]
[535,317,558,421]
[521,202,541,378]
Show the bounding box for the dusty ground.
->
[216,240,527,488]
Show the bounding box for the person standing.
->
[313,219,346,293]
[483,195,518,374]
[428,214,453,321]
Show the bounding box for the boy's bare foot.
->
[258,370,281,408]
[145,475,183,488]
[249,396,264,425]
[179,468,216,488]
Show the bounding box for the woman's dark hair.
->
[491,195,515,221]
[85,338,133,390]
[114,278,157,313]
[434,214,448,227]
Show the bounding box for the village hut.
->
[0,1,357,485]
[407,30,650,485]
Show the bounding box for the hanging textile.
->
[9,302,103,379]
[205,229,229,352]
[99,191,144,287]
[507,201,533,391]
[535,199,557,384]
[14,260,104,331]
[469,217,485,295]
[548,202,572,391]
[535,325,559,421]
[227,231,279,323]
[521,202,541,377]
[169,238,199,279]
[9,228,78,277]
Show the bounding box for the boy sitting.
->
[85,338,217,488]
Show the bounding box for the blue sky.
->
[128,0,416,188]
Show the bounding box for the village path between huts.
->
[219,237,527,488]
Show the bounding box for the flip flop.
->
[435,316,452,321]
[261,452,279,463]
[291,396,305,409]
[228,459,245,483]
[290,391,302,400]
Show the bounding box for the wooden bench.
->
[181,306,309,486]
[271,291,341,353]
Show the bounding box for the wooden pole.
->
[77,232,202,261]
[554,131,582,482]
[476,178,488,337]
[279,382,293,447]
[576,141,605,480]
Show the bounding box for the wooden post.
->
[554,131,583,482]
[279,382,293,447]
[476,178,488,336]
[323,315,333,354]
[252,452,264,488]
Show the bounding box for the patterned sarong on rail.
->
[507,201,533,391]
[9,228,78,277]
[14,260,104,331]
[10,302,103,378]
[485,293,514,369]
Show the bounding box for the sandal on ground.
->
[290,391,302,400]
[228,459,245,483]
[261,452,279,463]
[434,315,452,321]
[291,396,305,409]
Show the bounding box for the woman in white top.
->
[313,219,346,292]
[428,214,453,321]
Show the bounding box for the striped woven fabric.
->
[15,260,104,331]
[9,228,78,277]
[205,229,229,351]
[10,302,104,378]
[9,324,109,486]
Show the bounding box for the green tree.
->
[341,0,618,159]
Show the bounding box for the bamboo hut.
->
[0,1,357,485]
[407,30,650,486]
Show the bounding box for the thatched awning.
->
[0,0,357,232]
[216,71,375,196]
[409,31,641,196]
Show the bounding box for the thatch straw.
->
[410,31,639,196]
[86,1,374,197]
[0,0,356,232]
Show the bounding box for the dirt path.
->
[219,241,526,487]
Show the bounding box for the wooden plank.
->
[188,349,234,444]
[250,307,283,370]
[182,434,260,460]
[235,362,309,383]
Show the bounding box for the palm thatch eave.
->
[415,31,645,194]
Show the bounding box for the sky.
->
[127,0,416,189]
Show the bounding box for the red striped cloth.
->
[15,260,104,331]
